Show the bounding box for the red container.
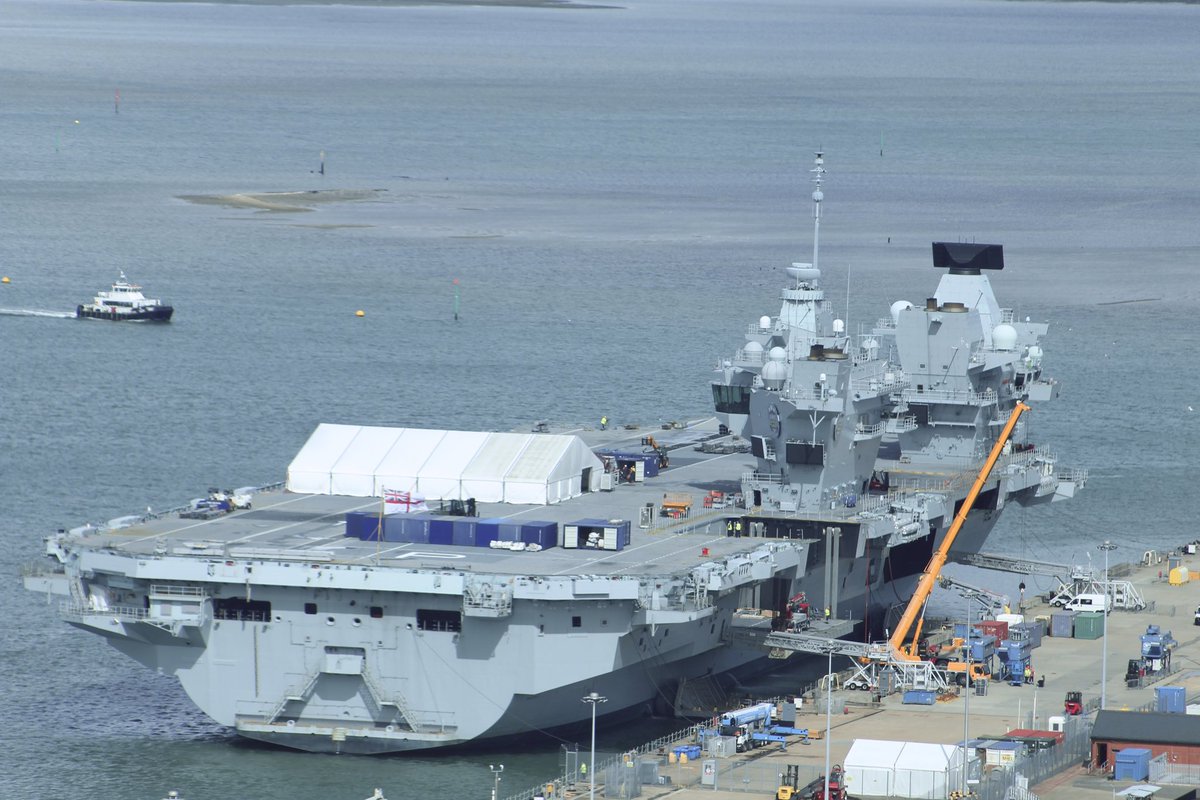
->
[978,620,1009,642]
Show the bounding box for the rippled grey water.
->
[3,0,1199,797]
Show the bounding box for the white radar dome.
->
[744,341,764,355]
[768,346,787,362]
[1026,345,1044,366]
[890,300,914,326]
[832,319,845,334]
[762,360,788,389]
[759,315,772,331]
[992,323,1018,351]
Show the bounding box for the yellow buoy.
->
[1,276,9,284]
[355,310,365,317]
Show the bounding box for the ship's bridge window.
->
[711,384,751,414]
[370,606,383,619]
[304,602,318,615]
[572,616,582,628]
[417,609,462,632]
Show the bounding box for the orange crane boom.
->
[888,402,1030,660]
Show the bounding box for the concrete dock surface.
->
[560,548,1200,800]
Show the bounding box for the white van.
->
[1064,593,1108,613]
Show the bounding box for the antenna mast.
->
[811,150,825,272]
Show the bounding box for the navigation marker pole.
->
[319,150,325,176]
[453,278,460,321]
[115,88,120,115]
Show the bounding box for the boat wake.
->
[0,308,76,318]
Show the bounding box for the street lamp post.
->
[490,764,504,800]
[962,596,973,797]
[581,692,607,800]
[823,645,833,800]
[1099,540,1117,710]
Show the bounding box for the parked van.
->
[1063,593,1108,613]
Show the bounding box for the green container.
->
[1074,611,1105,640]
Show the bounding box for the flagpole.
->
[376,490,385,565]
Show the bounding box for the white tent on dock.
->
[843,738,978,799]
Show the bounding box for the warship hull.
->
[25,221,1084,753]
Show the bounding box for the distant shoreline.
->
[119,0,621,9]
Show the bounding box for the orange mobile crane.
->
[887,402,1030,663]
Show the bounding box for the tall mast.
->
[811,151,825,272]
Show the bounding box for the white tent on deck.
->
[285,424,603,505]
[285,423,360,495]
[843,739,977,799]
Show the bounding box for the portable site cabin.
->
[843,739,978,799]
[286,423,603,504]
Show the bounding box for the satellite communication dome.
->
[832,319,845,334]
[759,315,772,331]
[768,346,787,362]
[890,300,914,326]
[1027,345,1044,365]
[992,323,1018,351]
[762,360,788,389]
[744,341,764,355]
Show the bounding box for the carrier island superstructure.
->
[24,156,1085,754]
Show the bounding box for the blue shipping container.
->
[1157,686,1186,714]
[399,515,432,540]
[447,519,474,546]
[475,518,502,543]
[473,523,498,547]
[498,522,522,542]
[1114,748,1151,781]
[970,635,997,661]
[520,521,558,549]
[344,511,384,540]
[902,690,936,705]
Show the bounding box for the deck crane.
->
[889,402,1030,662]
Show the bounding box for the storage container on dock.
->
[1157,686,1186,714]
[985,741,1020,766]
[1114,748,1152,781]
[497,522,522,542]
[1011,622,1043,649]
[1050,611,1076,638]
[978,620,1009,642]
[970,635,997,661]
[902,690,936,705]
[1074,611,1105,640]
[520,521,558,549]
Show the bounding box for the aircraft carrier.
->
[23,154,1086,754]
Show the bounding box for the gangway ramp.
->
[951,552,1075,581]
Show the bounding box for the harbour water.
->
[2,0,1199,797]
